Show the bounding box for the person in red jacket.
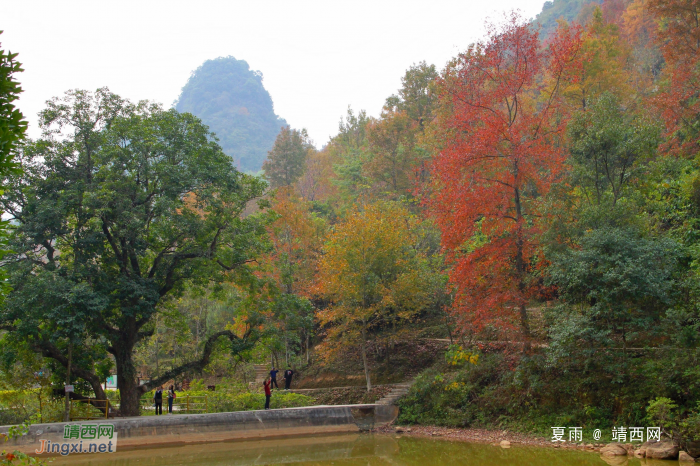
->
[263,377,272,410]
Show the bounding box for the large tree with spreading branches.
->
[0,89,272,416]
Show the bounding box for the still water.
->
[48,433,664,466]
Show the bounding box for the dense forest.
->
[175,56,287,172]
[1,0,699,452]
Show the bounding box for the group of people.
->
[150,366,295,414]
[263,367,294,410]
[152,385,177,415]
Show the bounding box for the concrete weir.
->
[0,404,398,455]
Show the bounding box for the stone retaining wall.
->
[0,404,398,455]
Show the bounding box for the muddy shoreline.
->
[372,424,608,452]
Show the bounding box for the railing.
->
[70,399,110,420]
[174,395,207,413]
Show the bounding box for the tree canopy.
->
[0,89,272,416]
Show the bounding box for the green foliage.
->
[0,31,25,174]
[0,389,63,426]
[384,61,438,129]
[208,391,314,412]
[263,126,313,188]
[548,227,678,350]
[647,397,700,445]
[535,0,602,40]
[568,93,662,208]
[0,88,272,415]
[138,379,314,414]
[175,56,287,172]
[1,417,45,465]
[0,32,26,302]
[444,345,479,367]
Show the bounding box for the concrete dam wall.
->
[0,404,399,455]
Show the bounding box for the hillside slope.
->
[175,56,287,172]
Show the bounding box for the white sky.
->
[2,0,545,147]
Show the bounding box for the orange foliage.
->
[648,0,700,154]
[263,187,325,298]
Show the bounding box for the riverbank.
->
[372,424,609,452]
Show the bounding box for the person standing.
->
[269,367,279,389]
[283,367,294,390]
[154,386,163,415]
[167,385,176,414]
[263,377,272,410]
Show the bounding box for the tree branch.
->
[137,329,255,393]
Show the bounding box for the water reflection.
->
[48,433,641,466]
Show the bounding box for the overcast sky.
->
[3,0,545,147]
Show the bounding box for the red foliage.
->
[426,13,582,341]
[648,0,700,154]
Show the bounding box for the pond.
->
[46,433,665,466]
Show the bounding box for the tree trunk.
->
[64,343,72,422]
[513,185,532,352]
[360,326,372,392]
[114,337,141,417]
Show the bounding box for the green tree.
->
[568,92,661,208]
[262,126,313,188]
[0,89,272,416]
[0,31,25,175]
[384,61,438,130]
[548,227,679,362]
[0,31,26,298]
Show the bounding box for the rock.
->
[600,455,629,466]
[406,428,412,433]
[633,449,645,458]
[500,440,511,448]
[646,439,679,460]
[600,444,628,457]
[394,426,404,433]
[586,443,595,449]
[680,451,697,462]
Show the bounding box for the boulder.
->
[646,439,679,460]
[600,455,629,466]
[679,451,697,462]
[499,440,510,448]
[600,444,628,457]
[633,448,645,458]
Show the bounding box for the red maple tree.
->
[648,0,700,154]
[426,13,582,346]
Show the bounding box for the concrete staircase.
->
[253,364,269,383]
[376,380,414,405]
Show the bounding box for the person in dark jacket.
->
[263,377,272,410]
[153,386,163,415]
[269,367,279,389]
[167,385,176,414]
[283,367,294,390]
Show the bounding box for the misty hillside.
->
[535,0,603,39]
[175,56,287,172]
